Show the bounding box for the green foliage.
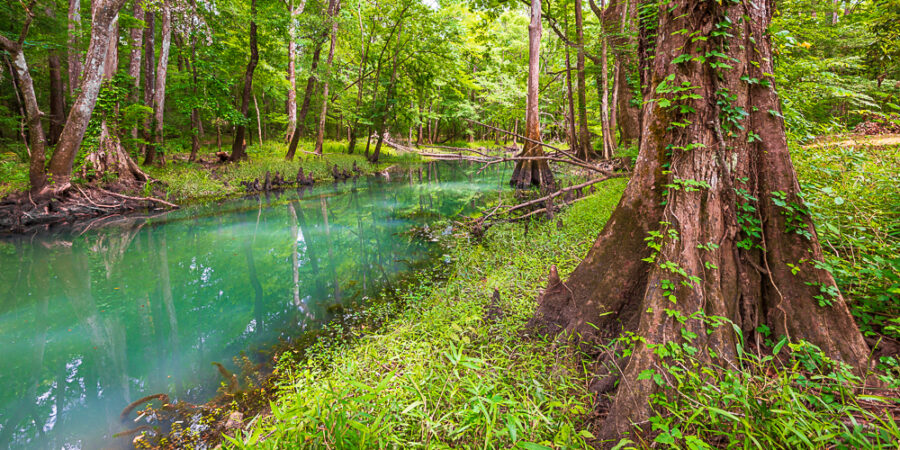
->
[642,334,900,449]
[793,142,900,340]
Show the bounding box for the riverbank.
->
[213,141,900,449]
[0,139,424,234]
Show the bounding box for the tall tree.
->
[0,1,48,191]
[314,0,341,155]
[529,0,870,439]
[80,18,148,184]
[127,0,144,142]
[145,2,172,165]
[573,0,596,160]
[285,32,326,160]
[140,9,155,157]
[67,0,83,97]
[48,0,129,187]
[509,0,554,189]
[229,0,259,161]
[284,0,307,142]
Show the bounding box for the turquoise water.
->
[0,161,509,449]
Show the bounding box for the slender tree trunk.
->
[563,15,579,154]
[598,0,614,159]
[254,93,263,146]
[0,32,48,191]
[49,0,129,187]
[146,4,171,165]
[141,10,155,158]
[370,23,402,163]
[188,40,200,161]
[574,0,596,160]
[127,0,143,143]
[531,0,870,439]
[510,0,554,189]
[284,0,307,142]
[67,0,83,98]
[230,0,259,161]
[285,40,325,160]
[48,49,66,146]
[315,0,341,155]
[348,18,372,154]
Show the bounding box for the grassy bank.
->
[0,139,423,203]
[145,140,423,203]
[223,142,899,449]
[223,179,627,449]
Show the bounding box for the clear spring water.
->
[0,161,509,449]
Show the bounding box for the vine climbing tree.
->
[529,0,872,439]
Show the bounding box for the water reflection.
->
[0,161,508,449]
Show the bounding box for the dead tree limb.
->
[98,188,179,208]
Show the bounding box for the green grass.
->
[0,155,27,198]
[225,179,628,449]
[145,140,424,203]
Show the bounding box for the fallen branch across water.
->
[98,188,179,209]
[465,173,629,227]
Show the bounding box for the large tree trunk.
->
[510,0,554,189]
[48,0,129,187]
[530,0,870,439]
[229,0,259,161]
[146,4,172,165]
[127,0,143,143]
[81,20,148,185]
[0,33,48,191]
[574,0,597,160]
[67,0,83,98]
[285,39,324,161]
[314,0,341,155]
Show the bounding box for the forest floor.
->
[198,140,900,448]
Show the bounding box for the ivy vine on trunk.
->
[529,0,871,439]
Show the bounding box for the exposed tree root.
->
[0,183,178,234]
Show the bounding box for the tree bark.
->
[530,0,871,439]
[370,22,402,163]
[80,19,148,185]
[574,0,597,160]
[285,39,324,161]
[127,0,143,142]
[145,4,171,165]
[563,14,579,155]
[67,0,83,98]
[140,10,155,158]
[598,0,614,159]
[229,0,259,161]
[48,48,66,146]
[0,30,48,191]
[284,0,307,142]
[48,0,129,187]
[314,0,341,155]
[510,0,554,189]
